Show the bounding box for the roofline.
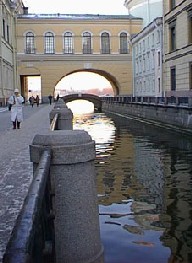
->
[17,13,143,21]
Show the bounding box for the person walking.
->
[36,95,40,107]
[48,94,53,105]
[8,88,24,129]
[30,96,35,107]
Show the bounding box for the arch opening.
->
[54,70,117,98]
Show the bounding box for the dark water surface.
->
[74,112,192,263]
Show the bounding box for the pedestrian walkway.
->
[0,104,54,262]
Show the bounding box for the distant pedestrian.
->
[36,95,40,107]
[30,96,35,107]
[56,94,60,101]
[48,94,53,105]
[8,88,24,129]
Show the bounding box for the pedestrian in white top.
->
[8,89,24,129]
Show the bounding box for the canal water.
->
[73,111,192,263]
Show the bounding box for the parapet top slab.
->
[32,129,93,146]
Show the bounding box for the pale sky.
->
[23,0,128,15]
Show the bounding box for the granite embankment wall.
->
[102,101,192,132]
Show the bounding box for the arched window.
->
[101,32,110,54]
[120,32,128,54]
[26,32,35,54]
[44,32,54,54]
[82,32,92,54]
[64,32,73,54]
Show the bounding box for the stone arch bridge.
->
[63,93,102,112]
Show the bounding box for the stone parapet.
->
[30,130,104,263]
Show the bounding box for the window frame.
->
[82,31,92,54]
[169,20,176,52]
[170,66,176,91]
[101,32,110,54]
[44,32,55,54]
[188,9,192,44]
[119,32,128,54]
[25,32,35,54]
[64,32,73,54]
[170,0,176,10]
[189,62,192,90]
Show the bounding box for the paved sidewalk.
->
[0,104,54,262]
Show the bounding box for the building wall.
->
[16,14,142,101]
[131,17,163,97]
[0,0,24,106]
[163,0,192,97]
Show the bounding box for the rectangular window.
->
[188,9,192,44]
[171,67,176,91]
[169,20,176,51]
[3,19,6,39]
[190,63,192,90]
[158,51,161,67]
[158,78,161,93]
[6,25,9,43]
[152,33,154,47]
[170,0,176,10]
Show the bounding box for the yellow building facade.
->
[0,0,24,106]
[16,13,142,102]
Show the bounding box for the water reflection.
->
[72,103,192,263]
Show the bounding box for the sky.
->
[23,0,128,15]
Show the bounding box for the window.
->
[26,32,35,54]
[170,0,176,10]
[190,63,192,90]
[82,32,92,54]
[158,78,161,93]
[3,19,6,39]
[44,32,54,54]
[143,55,146,72]
[101,32,110,54]
[6,25,9,43]
[157,30,160,43]
[120,32,128,54]
[143,39,145,51]
[171,67,176,91]
[158,51,161,67]
[147,52,150,71]
[64,32,73,54]
[188,9,192,44]
[152,51,155,69]
[152,33,154,47]
[169,20,176,51]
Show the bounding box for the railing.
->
[50,112,59,131]
[3,149,54,263]
[101,96,192,108]
[3,99,104,263]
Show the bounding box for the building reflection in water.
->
[67,100,192,263]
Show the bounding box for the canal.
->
[73,110,192,263]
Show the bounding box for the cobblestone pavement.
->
[0,104,54,262]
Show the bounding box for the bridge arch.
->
[62,93,102,112]
[55,68,120,96]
